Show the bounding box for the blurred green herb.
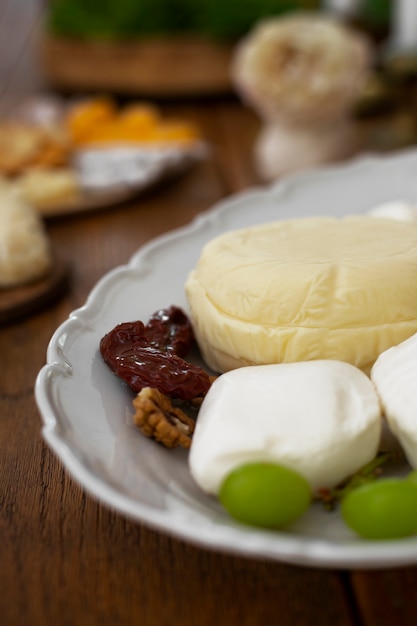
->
[47,0,319,41]
[195,0,317,40]
[362,0,391,28]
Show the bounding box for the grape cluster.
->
[218,462,417,540]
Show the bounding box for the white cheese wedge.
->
[371,332,417,468]
[185,216,417,375]
[189,360,382,495]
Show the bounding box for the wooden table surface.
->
[2,3,417,625]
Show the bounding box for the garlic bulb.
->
[232,12,372,124]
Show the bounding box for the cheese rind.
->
[185,215,417,373]
[371,332,417,468]
[188,360,382,494]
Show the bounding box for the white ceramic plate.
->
[36,148,417,569]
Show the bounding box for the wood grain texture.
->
[2,3,417,626]
[351,568,417,626]
[40,35,235,97]
[0,255,68,324]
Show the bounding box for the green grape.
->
[218,462,312,529]
[341,479,417,540]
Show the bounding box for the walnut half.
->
[132,387,196,449]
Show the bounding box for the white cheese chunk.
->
[371,332,417,468]
[189,360,382,495]
[0,185,52,288]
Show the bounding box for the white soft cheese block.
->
[185,215,417,374]
[189,360,382,495]
[371,332,417,468]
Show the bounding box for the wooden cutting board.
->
[0,256,69,324]
[40,35,235,97]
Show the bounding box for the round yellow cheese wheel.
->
[185,215,417,373]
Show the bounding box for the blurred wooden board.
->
[0,256,69,324]
[40,35,235,97]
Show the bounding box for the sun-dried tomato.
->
[145,306,195,356]
[100,306,211,401]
